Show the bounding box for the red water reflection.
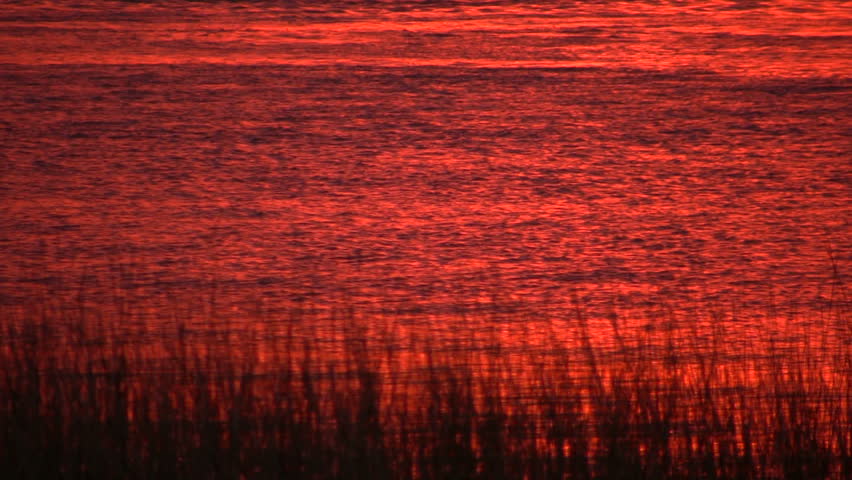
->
[2,1,850,77]
[0,1,850,475]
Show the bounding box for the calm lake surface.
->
[2,5,850,477]
[0,1,849,342]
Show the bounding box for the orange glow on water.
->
[0,1,849,475]
[1,1,850,76]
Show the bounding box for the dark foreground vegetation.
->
[1,296,849,479]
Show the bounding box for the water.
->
[0,1,849,332]
[0,4,850,476]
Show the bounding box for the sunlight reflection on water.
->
[0,0,848,344]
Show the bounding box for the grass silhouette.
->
[0,291,849,479]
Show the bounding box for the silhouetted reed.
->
[0,293,849,479]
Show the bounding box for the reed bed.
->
[0,294,849,479]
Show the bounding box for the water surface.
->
[0,1,849,336]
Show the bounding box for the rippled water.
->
[0,1,849,333]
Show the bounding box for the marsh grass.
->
[0,294,849,479]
